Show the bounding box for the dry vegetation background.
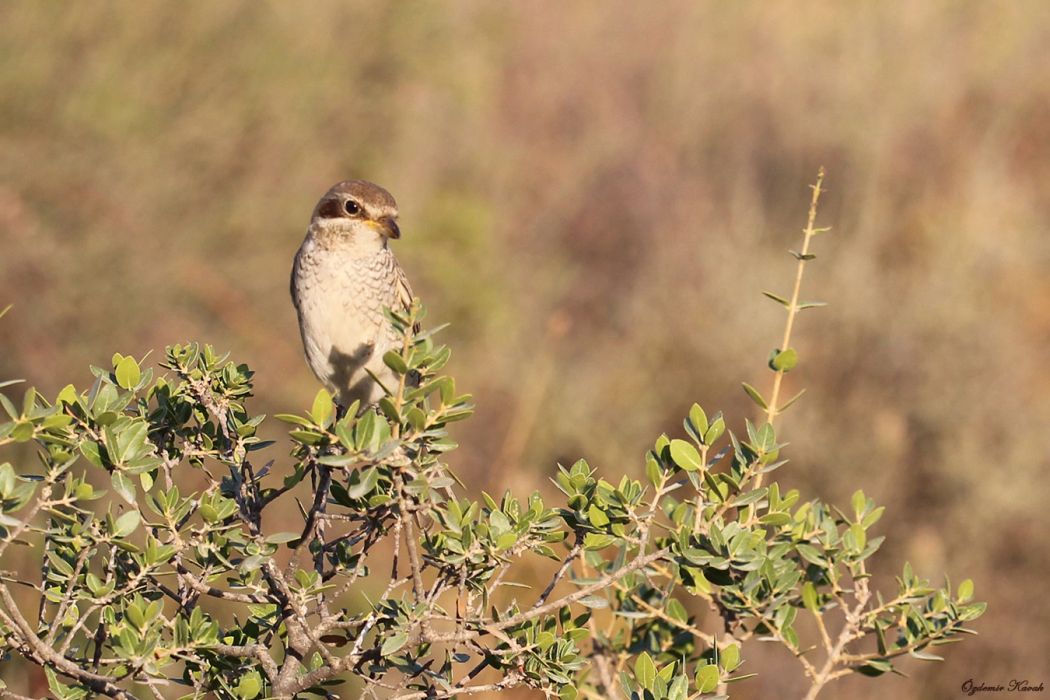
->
[1,2,1049,698]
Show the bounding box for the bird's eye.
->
[344,200,361,216]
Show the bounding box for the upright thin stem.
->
[755,168,826,491]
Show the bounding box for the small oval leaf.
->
[115,356,141,390]
[669,439,702,472]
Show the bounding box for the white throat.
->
[308,220,388,256]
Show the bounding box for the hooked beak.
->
[376,216,401,240]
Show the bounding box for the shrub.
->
[0,172,983,699]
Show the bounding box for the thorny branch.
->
[0,174,984,699]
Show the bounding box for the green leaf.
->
[382,350,408,375]
[274,413,314,427]
[345,467,380,499]
[378,397,399,423]
[579,595,609,609]
[668,675,688,700]
[731,487,767,507]
[0,463,14,495]
[857,659,893,676]
[796,543,824,566]
[265,532,301,545]
[124,602,145,630]
[56,384,78,406]
[665,598,688,623]
[111,472,136,505]
[488,508,511,535]
[406,406,426,431]
[875,621,888,655]
[85,573,105,596]
[802,581,818,611]
[741,382,768,409]
[634,652,656,689]
[957,579,974,603]
[113,510,140,537]
[289,429,324,445]
[9,421,32,442]
[780,388,807,412]
[861,506,885,529]
[849,523,867,551]
[755,422,776,451]
[235,671,263,700]
[669,439,702,471]
[0,392,18,420]
[317,453,359,467]
[354,410,376,451]
[587,504,610,527]
[762,290,790,307]
[46,550,74,577]
[958,602,987,621]
[688,403,709,439]
[695,663,719,693]
[382,633,405,659]
[45,667,74,700]
[310,389,334,426]
[770,347,798,372]
[704,416,726,445]
[583,533,616,550]
[910,648,944,662]
[703,470,726,503]
[851,490,866,520]
[115,356,141,390]
[199,503,219,523]
[645,456,662,487]
[759,512,792,526]
[721,643,740,672]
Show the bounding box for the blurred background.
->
[2,1,1048,697]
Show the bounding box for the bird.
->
[291,180,415,409]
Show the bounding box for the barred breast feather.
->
[291,238,413,407]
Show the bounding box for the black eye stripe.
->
[317,198,343,219]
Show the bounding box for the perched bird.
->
[291,180,415,408]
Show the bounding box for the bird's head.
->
[309,180,401,250]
